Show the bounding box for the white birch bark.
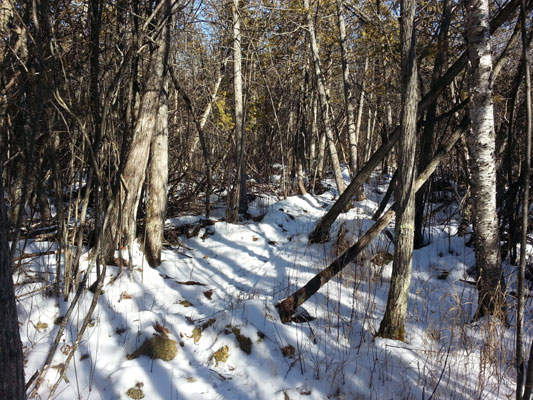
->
[465,0,505,319]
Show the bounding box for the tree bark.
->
[377,0,418,342]
[337,0,356,177]
[0,167,25,399]
[465,0,505,320]
[145,75,169,267]
[355,57,368,179]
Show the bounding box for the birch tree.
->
[465,0,506,320]
[308,0,521,244]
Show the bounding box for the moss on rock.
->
[127,335,177,361]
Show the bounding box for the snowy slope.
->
[15,174,526,399]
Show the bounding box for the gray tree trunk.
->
[465,0,506,320]
[336,0,356,177]
[145,75,169,267]
[355,57,368,172]
[304,0,346,196]
[378,0,418,342]
[226,0,247,222]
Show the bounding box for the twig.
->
[28,269,92,397]
[47,264,107,398]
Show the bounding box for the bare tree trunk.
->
[314,94,327,179]
[304,0,346,196]
[465,0,505,320]
[309,90,318,172]
[336,0,355,177]
[102,1,171,264]
[145,75,169,267]
[337,0,365,200]
[355,56,368,172]
[226,0,247,222]
[377,0,418,342]
[516,0,532,397]
[0,167,25,399]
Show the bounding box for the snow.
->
[15,173,529,399]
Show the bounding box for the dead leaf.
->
[154,322,170,337]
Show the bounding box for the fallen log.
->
[278,117,468,323]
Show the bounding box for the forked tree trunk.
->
[465,0,506,320]
[377,0,418,342]
[304,0,346,196]
[102,1,170,264]
[0,169,25,399]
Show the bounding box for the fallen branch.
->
[13,250,57,262]
[277,117,468,323]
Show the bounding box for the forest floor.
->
[15,169,530,399]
